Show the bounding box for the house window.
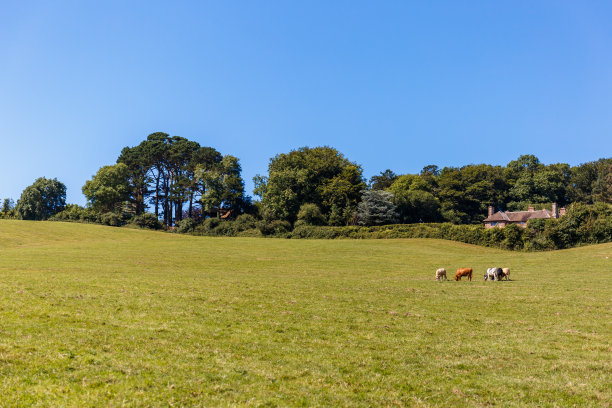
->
[520,222,525,225]
[491,222,497,226]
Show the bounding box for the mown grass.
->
[0,220,610,407]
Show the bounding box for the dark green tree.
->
[118,132,231,226]
[15,178,66,220]
[369,169,397,190]
[256,146,366,224]
[82,163,131,213]
[567,159,612,204]
[1,198,14,214]
[296,203,326,226]
[508,163,570,207]
[198,155,248,218]
[437,164,508,224]
[387,174,441,223]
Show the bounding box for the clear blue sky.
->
[1,1,611,205]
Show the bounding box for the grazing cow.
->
[500,268,510,280]
[435,268,447,281]
[455,268,472,281]
[485,267,503,281]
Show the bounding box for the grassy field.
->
[0,220,610,407]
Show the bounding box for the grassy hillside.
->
[0,220,610,407]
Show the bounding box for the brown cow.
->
[500,267,510,280]
[455,268,472,281]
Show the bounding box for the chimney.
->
[528,206,535,212]
[552,202,558,218]
[559,207,566,216]
[488,206,494,217]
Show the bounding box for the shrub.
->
[194,217,221,235]
[50,204,100,223]
[100,212,124,227]
[233,214,258,232]
[175,217,198,233]
[296,204,327,226]
[502,224,523,250]
[237,228,263,237]
[258,219,291,236]
[290,225,340,239]
[131,213,164,230]
[212,221,235,236]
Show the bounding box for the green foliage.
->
[118,132,247,226]
[1,198,14,213]
[15,177,66,220]
[296,203,326,226]
[131,213,164,230]
[437,164,509,224]
[388,177,441,223]
[256,146,366,224]
[82,163,131,213]
[369,169,397,190]
[0,198,15,219]
[197,155,249,217]
[50,204,99,223]
[509,163,570,207]
[327,204,344,226]
[100,212,124,227]
[232,214,258,232]
[282,203,612,251]
[198,217,221,233]
[257,219,291,236]
[567,158,612,204]
[190,214,260,237]
[502,223,523,250]
[175,217,198,233]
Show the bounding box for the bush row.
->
[50,205,164,229]
[289,202,612,250]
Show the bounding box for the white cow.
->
[485,267,503,281]
[435,268,447,281]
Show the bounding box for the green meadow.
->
[0,220,610,407]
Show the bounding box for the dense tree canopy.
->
[15,177,66,220]
[369,169,397,190]
[372,155,612,225]
[117,133,248,226]
[386,174,440,223]
[255,146,366,225]
[82,163,131,213]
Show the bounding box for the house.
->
[483,203,566,228]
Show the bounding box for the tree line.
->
[1,133,611,239]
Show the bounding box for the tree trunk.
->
[154,172,160,218]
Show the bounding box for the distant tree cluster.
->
[254,152,612,228]
[366,155,612,225]
[114,132,250,226]
[2,136,611,247]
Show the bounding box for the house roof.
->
[484,209,554,223]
